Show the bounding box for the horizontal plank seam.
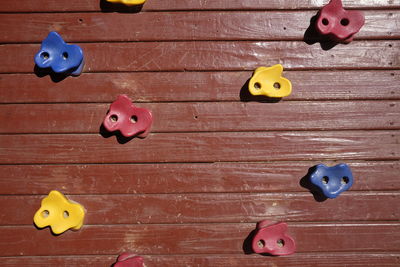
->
[0,159,397,166]
[1,222,400,227]
[1,128,400,135]
[1,7,400,14]
[0,99,399,105]
[1,252,399,257]
[0,191,399,197]
[2,38,400,46]
[1,159,399,166]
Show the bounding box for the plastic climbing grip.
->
[103,95,153,138]
[114,253,144,267]
[310,163,354,198]
[106,0,146,6]
[316,0,365,43]
[248,64,292,98]
[252,220,296,256]
[34,32,84,76]
[33,190,85,235]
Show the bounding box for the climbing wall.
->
[0,0,399,266]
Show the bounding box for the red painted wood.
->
[0,101,398,133]
[0,223,399,256]
[1,11,398,43]
[1,71,398,103]
[1,253,400,267]
[0,41,398,73]
[0,161,398,195]
[0,131,398,164]
[1,193,398,225]
[0,0,399,265]
[0,0,398,12]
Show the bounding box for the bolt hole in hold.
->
[110,115,118,122]
[322,176,329,184]
[277,239,285,247]
[41,52,50,60]
[42,210,50,218]
[257,239,265,248]
[273,82,281,89]
[130,115,138,124]
[322,18,329,25]
[63,211,70,218]
[254,82,262,90]
[341,18,350,26]
[62,52,69,60]
[341,176,349,185]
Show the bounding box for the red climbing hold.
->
[316,0,365,43]
[252,220,296,256]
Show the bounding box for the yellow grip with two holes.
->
[106,0,146,6]
[33,190,85,235]
[248,64,292,98]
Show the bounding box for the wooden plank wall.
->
[0,0,399,266]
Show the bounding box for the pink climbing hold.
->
[103,95,153,138]
[316,0,365,43]
[114,253,144,267]
[252,220,296,256]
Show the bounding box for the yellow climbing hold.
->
[33,190,85,235]
[106,0,146,6]
[248,64,292,98]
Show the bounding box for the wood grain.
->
[0,41,398,73]
[1,193,398,225]
[2,253,400,267]
[0,101,398,133]
[1,71,398,103]
[0,223,399,256]
[0,161,398,194]
[0,131,398,164]
[1,253,400,267]
[1,11,398,43]
[0,0,399,12]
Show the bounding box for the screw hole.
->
[130,115,138,124]
[341,176,350,185]
[322,18,329,25]
[41,210,50,218]
[254,82,262,90]
[41,52,50,60]
[283,27,287,30]
[110,115,118,122]
[62,52,69,60]
[63,211,69,218]
[277,239,285,247]
[340,18,350,26]
[194,116,198,119]
[273,82,281,89]
[78,18,83,23]
[389,44,393,48]
[322,176,329,184]
[257,240,265,248]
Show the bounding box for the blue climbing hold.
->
[34,32,84,76]
[310,163,353,198]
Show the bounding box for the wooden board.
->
[0,101,398,133]
[0,0,399,12]
[1,11,399,43]
[1,41,398,73]
[0,71,399,103]
[1,161,399,194]
[0,0,399,266]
